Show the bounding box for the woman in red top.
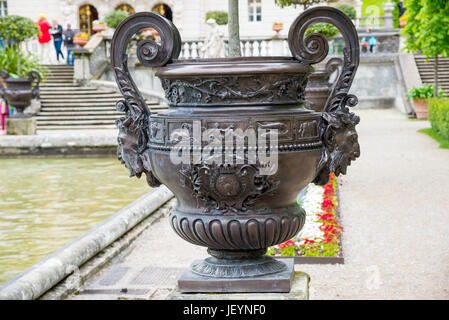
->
[37,15,52,63]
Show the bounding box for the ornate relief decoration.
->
[180,164,280,214]
[289,7,361,185]
[162,75,308,107]
[146,116,323,153]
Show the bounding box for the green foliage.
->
[301,242,340,257]
[266,247,276,256]
[428,98,449,141]
[406,85,445,100]
[274,0,336,9]
[0,46,47,80]
[303,4,356,39]
[402,0,449,58]
[335,4,357,19]
[361,0,387,17]
[205,11,228,25]
[306,23,339,39]
[0,15,39,43]
[105,10,130,29]
[418,128,449,149]
[392,0,400,28]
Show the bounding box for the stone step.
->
[45,76,74,80]
[42,81,76,84]
[38,111,123,116]
[40,87,95,92]
[36,115,120,121]
[40,97,122,103]
[40,83,80,87]
[40,104,165,110]
[42,66,74,71]
[417,68,449,72]
[42,102,117,107]
[418,67,449,70]
[38,125,117,130]
[40,92,119,97]
[421,75,449,82]
[415,59,449,63]
[36,119,117,125]
[40,107,118,112]
[46,74,74,78]
[42,101,161,107]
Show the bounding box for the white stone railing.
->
[178,37,290,60]
[354,16,387,30]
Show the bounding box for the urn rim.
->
[156,56,313,78]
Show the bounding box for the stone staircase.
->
[37,65,166,130]
[414,54,449,95]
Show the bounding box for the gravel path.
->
[69,108,449,300]
[299,108,449,299]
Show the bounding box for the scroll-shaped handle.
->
[0,70,9,91]
[288,7,361,185]
[28,71,41,99]
[111,12,181,117]
[110,12,181,187]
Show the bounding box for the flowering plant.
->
[267,172,343,257]
[75,32,88,39]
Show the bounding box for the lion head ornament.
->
[314,109,361,185]
[116,100,161,187]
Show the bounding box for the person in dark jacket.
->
[50,20,64,62]
[63,24,75,66]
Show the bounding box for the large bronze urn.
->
[0,70,41,118]
[111,7,360,290]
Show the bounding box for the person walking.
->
[50,20,64,63]
[369,35,377,53]
[63,24,75,66]
[0,97,8,136]
[37,15,52,64]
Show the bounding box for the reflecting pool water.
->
[0,157,150,284]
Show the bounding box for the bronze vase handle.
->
[28,70,41,99]
[110,12,181,187]
[0,70,9,92]
[110,12,181,118]
[288,7,361,185]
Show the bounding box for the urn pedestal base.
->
[178,258,295,293]
[5,117,36,135]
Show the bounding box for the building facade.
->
[4,0,340,41]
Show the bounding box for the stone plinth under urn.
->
[111,7,361,293]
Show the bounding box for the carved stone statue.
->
[199,18,226,59]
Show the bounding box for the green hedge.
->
[428,98,449,140]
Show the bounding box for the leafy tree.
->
[274,0,337,9]
[0,15,39,75]
[304,4,357,38]
[0,46,47,79]
[335,4,356,19]
[105,10,130,29]
[205,11,229,25]
[402,0,449,97]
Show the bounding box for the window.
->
[115,4,135,14]
[0,1,7,16]
[248,0,261,22]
